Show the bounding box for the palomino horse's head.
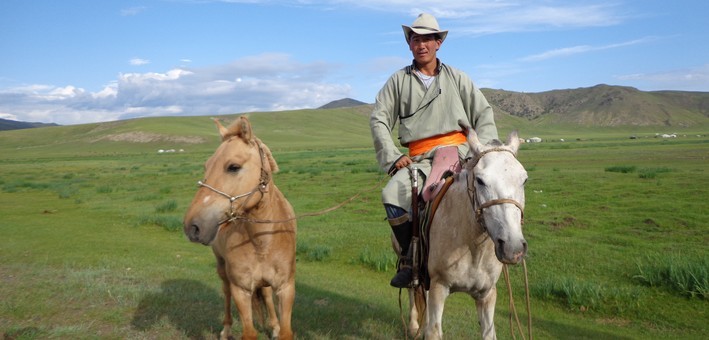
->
[183,116,279,245]
[461,120,528,264]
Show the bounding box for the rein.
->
[197,140,387,225]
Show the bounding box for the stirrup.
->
[391,259,414,288]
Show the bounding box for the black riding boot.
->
[390,221,414,288]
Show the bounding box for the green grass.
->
[0,112,707,339]
[633,253,708,299]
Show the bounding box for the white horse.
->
[407,124,528,339]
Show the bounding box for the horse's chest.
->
[431,246,500,295]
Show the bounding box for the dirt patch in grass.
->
[540,216,585,230]
[93,132,205,144]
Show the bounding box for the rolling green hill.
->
[1,97,707,161]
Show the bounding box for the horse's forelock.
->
[487,139,503,147]
[221,117,253,142]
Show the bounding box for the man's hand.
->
[395,156,413,170]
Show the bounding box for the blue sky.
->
[1,0,707,125]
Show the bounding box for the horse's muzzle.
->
[495,238,528,264]
[184,218,217,246]
[185,224,202,243]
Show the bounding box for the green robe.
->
[370,61,499,208]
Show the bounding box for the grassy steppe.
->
[1,109,707,339]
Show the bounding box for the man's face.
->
[408,33,441,65]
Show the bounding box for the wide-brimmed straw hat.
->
[402,13,448,43]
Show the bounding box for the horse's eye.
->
[476,177,485,186]
[226,164,241,173]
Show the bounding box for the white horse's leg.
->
[408,286,429,337]
[424,281,450,340]
[476,286,498,340]
[407,288,420,337]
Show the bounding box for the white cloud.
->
[130,58,151,66]
[208,1,626,35]
[615,64,709,91]
[0,112,19,120]
[520,37,656,62]
[0,54,352,125]
[121,6,147,16]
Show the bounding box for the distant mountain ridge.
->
[0,118,59,131]
[320,85,707,127]
[481,84,709,127]
[318,98,368,109]
[2,85,708,130]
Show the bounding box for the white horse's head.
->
[461,120,528,264]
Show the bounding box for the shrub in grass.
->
[56,185,78,199]
[2,183,19,193]
[3,181,51,193]
[296,242,332,261]
[633,253,708,299]
[96,185,113,193]
[605,165,637,173]
[637,167,672,179]
[136,215,183,232]
[354,246,397,272]
[532,277,641,314]
[3,327,49,339]
[155,200,178,213]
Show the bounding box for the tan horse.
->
[406,124,528,340]
[183,116,296,340]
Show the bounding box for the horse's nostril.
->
[190,224,200,238]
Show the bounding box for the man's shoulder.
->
[440,63,469,77]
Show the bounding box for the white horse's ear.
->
[459,119,483,154]
[507,130,520,155]
[214,118,229,141]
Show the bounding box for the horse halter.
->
[466,147,525,229]
[197,140,271,225]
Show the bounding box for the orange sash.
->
[408,131,466,157]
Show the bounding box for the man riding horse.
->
[370,13,499,288]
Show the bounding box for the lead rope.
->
[201,174,389,225]
[523,259,533,340]
[503,260,533,340]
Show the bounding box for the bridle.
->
[466,147,525,229]
[197,139,271,225]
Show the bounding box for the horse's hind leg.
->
[475,286,498,340]
[409,286,428,337]
[259,286,281,339]
[275,279,295,340]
